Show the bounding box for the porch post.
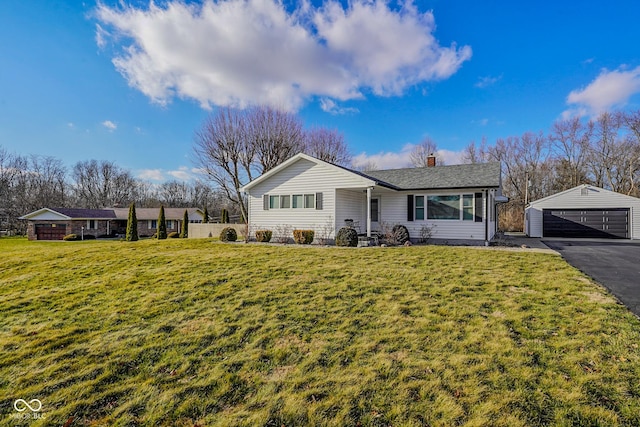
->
[366,187,372,238]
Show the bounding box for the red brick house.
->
[20,207,204,240]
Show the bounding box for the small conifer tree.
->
[157,205,167,239]
[180,209,189,238]
[202,207,209,223]
[221,208,229,224]
[126,202,138,241]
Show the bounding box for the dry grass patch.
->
[1,238,640,426]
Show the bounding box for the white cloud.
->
[471,118,489,126]
[319,98,359,115]
[351,144,464,170]
[102,120,117,131]
[167,166,193,181]
[564,66,640,117]
[95,0,471,111]
[95,23,109,49]
[474,75,501,88]
[137,169,165,181]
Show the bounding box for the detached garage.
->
[525,184,640,239]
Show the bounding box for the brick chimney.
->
[427,154,436,167]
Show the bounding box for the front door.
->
[370,197,380,231]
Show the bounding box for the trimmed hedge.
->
[220,227,237,242]
[255,230,272,243]
[392,224,410,245]
[293,229,314,244]
[336,227,358,247]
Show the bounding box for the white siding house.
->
[525,184,640,239]
[242,153,503,244]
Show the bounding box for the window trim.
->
[410,193,478,221]
[415,196,425,220]
[265,193,318,209]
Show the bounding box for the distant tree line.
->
[5,104,640,235]
[0,150,238,234]
[459,110,640,231]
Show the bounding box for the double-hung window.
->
[280,195,291,209]
[462,194,474,220]
[304,194,315,209]
[269,195,280,209]
[415,196,425,220]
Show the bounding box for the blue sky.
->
[1,0,640,181]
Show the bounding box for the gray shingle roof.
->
[363,162,501,190]
[112,208,203,221]
[51,208,117,219]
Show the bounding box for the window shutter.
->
[407,195,414,222]
[316,192,323,210]
[263,195,269,210]
[474,192,483,222]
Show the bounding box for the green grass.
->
[1,238,640,426]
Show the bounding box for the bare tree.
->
[460,137,489,164]
[134,181,161,208]
[620,110,640,195]
[247,105,304,172]
[157,180,190,207]
[27,155,68,208]
[304,126,352,166]
[549,117,592,190]
[193,108,254,222]
[409,137,442,167]
[194,106,309,221]
[72,160,137,208]
[582,112,640,194]
[0,149,69,233]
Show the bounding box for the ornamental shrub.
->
[293,229,314,244]
[126,202,138,241]
[157,206,167,239]
[336,227,358,247]
[255,230,272,242]
[168,231,180,238]
[220,227,237,242]
[180,210,189,238]
[392,224,410,245]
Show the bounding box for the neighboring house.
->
[20,207,204,240]
[241,153,504,244]
[525,184,640,239]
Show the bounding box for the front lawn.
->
[1,238,639,426]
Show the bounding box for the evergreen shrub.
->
[220,227,237,242]
[335,227,358,247]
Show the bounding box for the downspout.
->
[484,189,489,246]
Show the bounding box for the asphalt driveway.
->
[542,239,640,317]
